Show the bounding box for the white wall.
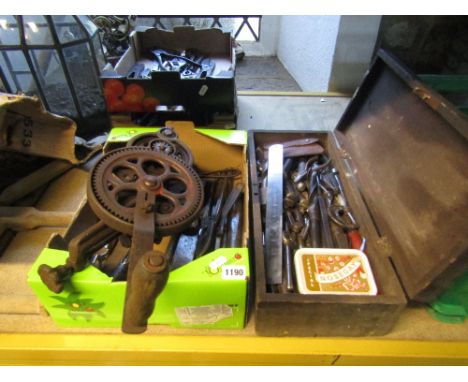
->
[240,15,381,93]
[276,16,341,91]
[241,15,281,56]
[328,16,382,93]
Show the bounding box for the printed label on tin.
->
[301,254,373,293]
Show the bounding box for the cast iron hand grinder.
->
[38,129,203,333]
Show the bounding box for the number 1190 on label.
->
[221,265,246,280]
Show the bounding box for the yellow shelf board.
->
[1,333,468,365]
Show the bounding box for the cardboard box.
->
[249,50,468,337]
[28,122,250,330]
[100,27,236,126]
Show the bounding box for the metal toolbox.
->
[248,49,468,337]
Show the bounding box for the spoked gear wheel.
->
[126,132,193,166]
[87,146,203,236]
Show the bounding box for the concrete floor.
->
[236,57,301,91]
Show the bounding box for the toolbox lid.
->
[334,49,468,302]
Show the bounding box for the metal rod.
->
[1,30,22,92]
[76,16,106,99]
[17,16,51,111]
[0,54,14,93]
[0,39,92,51]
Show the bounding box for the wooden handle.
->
[0,207,74,230]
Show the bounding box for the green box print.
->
[28,247,249,329]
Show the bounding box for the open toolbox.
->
[249,50,468,337]
[28,122,250,333]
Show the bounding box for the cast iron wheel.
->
[126,132,193,166]
[87,146,203,236]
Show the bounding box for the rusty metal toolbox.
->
[248,49,468,337]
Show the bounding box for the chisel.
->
[264,144,284,286]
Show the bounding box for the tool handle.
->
[307,197,321,248]
[0,208,75,230]
[194,219,216,258]
[122,251,169,334]
[317,194,334,248]
[38,221,118,293]
[347,230,363,250]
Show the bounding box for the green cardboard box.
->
[27,123,250,329]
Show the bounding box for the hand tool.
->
[152,50,203,69]
[256,159,266,174]
[0,160,73,206]
[255,147,265,164]
[284,177,299,208]
[316,174,335,248]
[90,239,118,270]
[215,184,242,249]
[329,222,350,249]
[286,209,302,234]
[194,178,227,257]
[264,144,324,159]
[283,158,294,173]
[111,253,129,281]
[298,193,310,214]
[255,149,268,207]
[263,137,319,151]
[199,57,216,78]
[296,181,307,192]
[127,130,193,166]
[127,63,146,79]
[39,220,120,293]
[328,203,363,250]
[264,144,284,286]
[0,207,75,236]
[282,224,294,293]
[95,147,203,333]
[307,195,321,248]
[40,146,204,334]
[150,49,215,79]
[298,217,310,248]
[293,159,308,183]
[225,194,243,248]
[192,182,214,257]
[89,235,131,280]
[329,168,364,250]
[292,209,305,231]
[170,233,197,270]
[95,237,132,281]
[260,170,268,206]
[199,168,241,180]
